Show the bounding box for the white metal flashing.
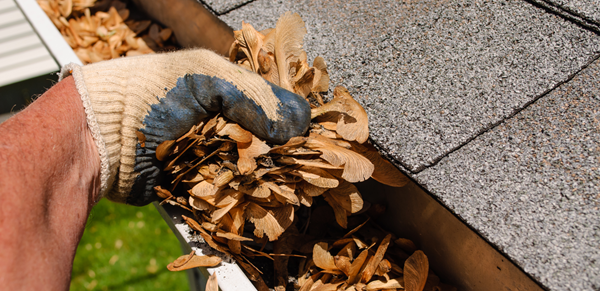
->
[14,0,82,66]
[154,203,258,291]
[0,0,58,87]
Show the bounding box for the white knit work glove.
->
[59,49,311,205]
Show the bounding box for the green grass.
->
[70,199,189,291]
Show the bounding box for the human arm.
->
[0,48,310,290]
[0,76,101,290]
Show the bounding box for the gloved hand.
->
[59,49,311,206]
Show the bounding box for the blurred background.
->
[70,200,189,291]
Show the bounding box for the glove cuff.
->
[60,59,162,204]
[59,63,113,200]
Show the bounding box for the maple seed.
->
[205,272,218,291]
[167,251,222,271]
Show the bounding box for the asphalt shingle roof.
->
[220,0,600,173]
[213,0,600,290]
[414,57,600,291]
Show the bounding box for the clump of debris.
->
[154,12,456,291]
[37,0,176,63]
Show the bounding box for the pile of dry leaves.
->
[152,12,454,291]
[37,0,176,63]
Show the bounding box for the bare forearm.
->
[0,76,100,290]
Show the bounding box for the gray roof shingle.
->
[414,57,600,291]
[221,0,600,173]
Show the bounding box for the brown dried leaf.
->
[245,202,285,241]
[213,169,234,187]
[347,249,369,284]
[352,142,408,187]
[153,185,172,199]
[313,242,338,271]
[240,181,272,198]
[305,133,374,183]
[272,183,300,206]
[200,221,217,232]
[299,272,322,291]
[257,49,278,84]
[331,238,355,250]
[215,230,253,241]
[269,136,307,155]
[404,250,429,291]
[132,19,151,34]
[278,156,343,170]
[217,123,252,143]
[155,140,176,161]
[167,252,222,271]
[311,86,369,143]
[361,234,392,283]
[323,192,348,228]
[238,135,271,175]
[352,237,369,249]
[343,218,370,239]
[395,238,417,254]
[176,196,188,206]
[228,239,242,255]
[274,12,307,91]
[246,195,283,208]
[365,278,404,291]
[201,114,221,136]
[241,22,264,72]
[212,190,244,222]
[198,165,215,180]
[270,204,295,231]
[148,23,162,45]
[200,232,231,255]
[338,242,358,260]
[206,272,218,291]
[312,282,344,291]
[182,215,205,234]
[312,56,329,93]
[293,67,315,98]
[328,181,363,214]
[163,199,193,212]
[297,190,313,207]
[242,244,274,260]
[374,259,392,276]
[293,166,339,188]
[229,206,246,233]
[300,181,328,197]
[158,27,172,41]
[190,180,219,198]
[58,0,72,17]
[334,255,351,276]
